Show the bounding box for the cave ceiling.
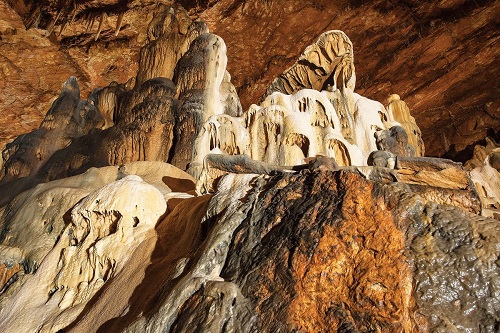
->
[0,0,499,159]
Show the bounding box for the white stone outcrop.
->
[188,30,424,185]
[467,138,500,219]
[0,162,196,332]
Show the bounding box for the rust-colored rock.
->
[223,171,415,332]
[0,164,497,332]
[1,0,498,159]
[0,3,240,206]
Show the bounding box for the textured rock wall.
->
[0,4,241,206]
[0,167,493,332]
[1,0,498,159]
[0,2,498,332]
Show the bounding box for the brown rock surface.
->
[0,0,169,151]
[0,2,498,332]
[220,171,416,332]
[0,163,496,331]
[1,0,498,159]
[0,1,92,149]
[99,170,499,331]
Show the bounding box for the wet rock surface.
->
[0,154,497,332]
[409,203,500,332]
[81,170,496,333]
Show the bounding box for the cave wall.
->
[0,2,499,332]
[0,0,498,159]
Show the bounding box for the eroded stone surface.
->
[409,203,499,332]
[0,162,496,332]
[0,161,193,293]
[1,0,498,160]
[0,174,168,333]
[466,137,500,219]
[0,2,497,332]
[54,170,497,332]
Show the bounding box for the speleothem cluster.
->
[0,3,498,333]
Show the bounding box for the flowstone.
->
[0,7,497,332]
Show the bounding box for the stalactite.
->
[47,8,63,35]
[69,1,77,26]
[86,12,96,33]
[95,12,106,41]
[115,12,124,36]
[58,21,67,37]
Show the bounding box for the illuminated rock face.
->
[0,3,498,333]
[1,0,498,159]
[0,24,424,201]
[190,30,424,180]
[192,88,420,175]
[0,4,239,206]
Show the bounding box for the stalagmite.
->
[466,138,500,219]
[386,94,424,156]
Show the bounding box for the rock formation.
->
[0,4,240,206]
[466,137,500,219]
[1,0,498,159]
[0,2,498,332]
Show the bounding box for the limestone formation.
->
[6,25,427,193]
[1,1,498,160]
[136,5,202,86]
[192,85,423,185]
[386,94,425,156]
[0,170,491,332]
[189,31,424,183]
[0,161,194,293]
[1,77,104,183]
[466,138,500,219]
[0,175,168,332]
[264,30,355,97]
[172,31,241,170]
[0,4,240,205]
[0,3,498,333]
[0,161,196,332]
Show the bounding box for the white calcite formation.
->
[0,162,198,333]
[466,137,500,219]
[190,30,424,182]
